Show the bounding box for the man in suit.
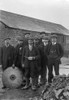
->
[39,36,49,85]
[33,36,41,72]
[14,37,24,70]
[0,38,15,89]
[22,37,40,90]
[46,34,64,83]
[0,38,15,71]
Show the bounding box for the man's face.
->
[29,43,33,51]
[4,39,10,46]
[42,39,48,46]
[25,34,30,38]
[28,40,33,50]
[51,37,57,44]
[34,39,39,44]
[18,40,23,44]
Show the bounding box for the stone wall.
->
[0,21,68,57]
[0,22,39,47]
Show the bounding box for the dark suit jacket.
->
[0,45,15,70]
[14,43,24,68]
[45,43,64,63]
[22,46,40,70]
[39,43,48,65]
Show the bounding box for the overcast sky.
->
[0,0,69,29]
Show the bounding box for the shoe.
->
[48,80,52,84]
[20,82,26,87]
[2,86,6,89]
[21,84,30,90]
[32,85,37,91]
[39,81,46,86]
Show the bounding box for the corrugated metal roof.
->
[0,10,69,35]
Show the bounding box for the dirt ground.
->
[0,88,43,100]
[0,57,69,100]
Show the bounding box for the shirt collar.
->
[52,42,56,45]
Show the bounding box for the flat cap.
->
[16,36,24,41]
[50,34,57,38]
[40,32,46,35]
[42,35,49,40]
[34,35,40,40]
[4,37,11,41]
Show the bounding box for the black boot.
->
[22,78,30,89]
[2,86,6,89]
[32,77,38,91]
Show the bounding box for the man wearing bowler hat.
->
[46,34,64,83]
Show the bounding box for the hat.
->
[50,34,57,38]
[42,36,49,40]
[34,35,40,40]
[25,33,30,35]
[40,32,46,35]
[16,36,23,41]
[4,37,11,41]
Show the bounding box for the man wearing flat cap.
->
[0,38,15,71]
[39,35,49,85]
[22,36,40,90]
[34,35,40,47]
[46,34,64,83]
[0,38,15,88]
[33,35,42,82]
[24,33,30,46]
[14,36,25,70]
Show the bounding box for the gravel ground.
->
[0,88,43,100]
[0,57,69,100]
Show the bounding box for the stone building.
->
[0,10,69,56]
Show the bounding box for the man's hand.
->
[28,57,33,60]
[22,64,24,68]
[33,57,35,60]
[0,65,2,71]
[12,64,15,69]
[0,65,2,68]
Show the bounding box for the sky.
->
[0,0,69,29]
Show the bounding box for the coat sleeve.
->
[14,45,18,65]
[0,47,3,65]
[58,43,64,58]
[44,44,51,57]
[21,46,26,64]
[12,46,15,64]
[34,47,40,60]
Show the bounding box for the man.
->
[34,36,40,47]
[46,34,64,83]
[33,36,41,83]
[22,37,40,90]
[0,38,15,89]
[34,36,41,67]
[0,38,15,71]
[14,36,26,87]
[24,33,31,46]
[14,36,24,70]
[39,36,49,85]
